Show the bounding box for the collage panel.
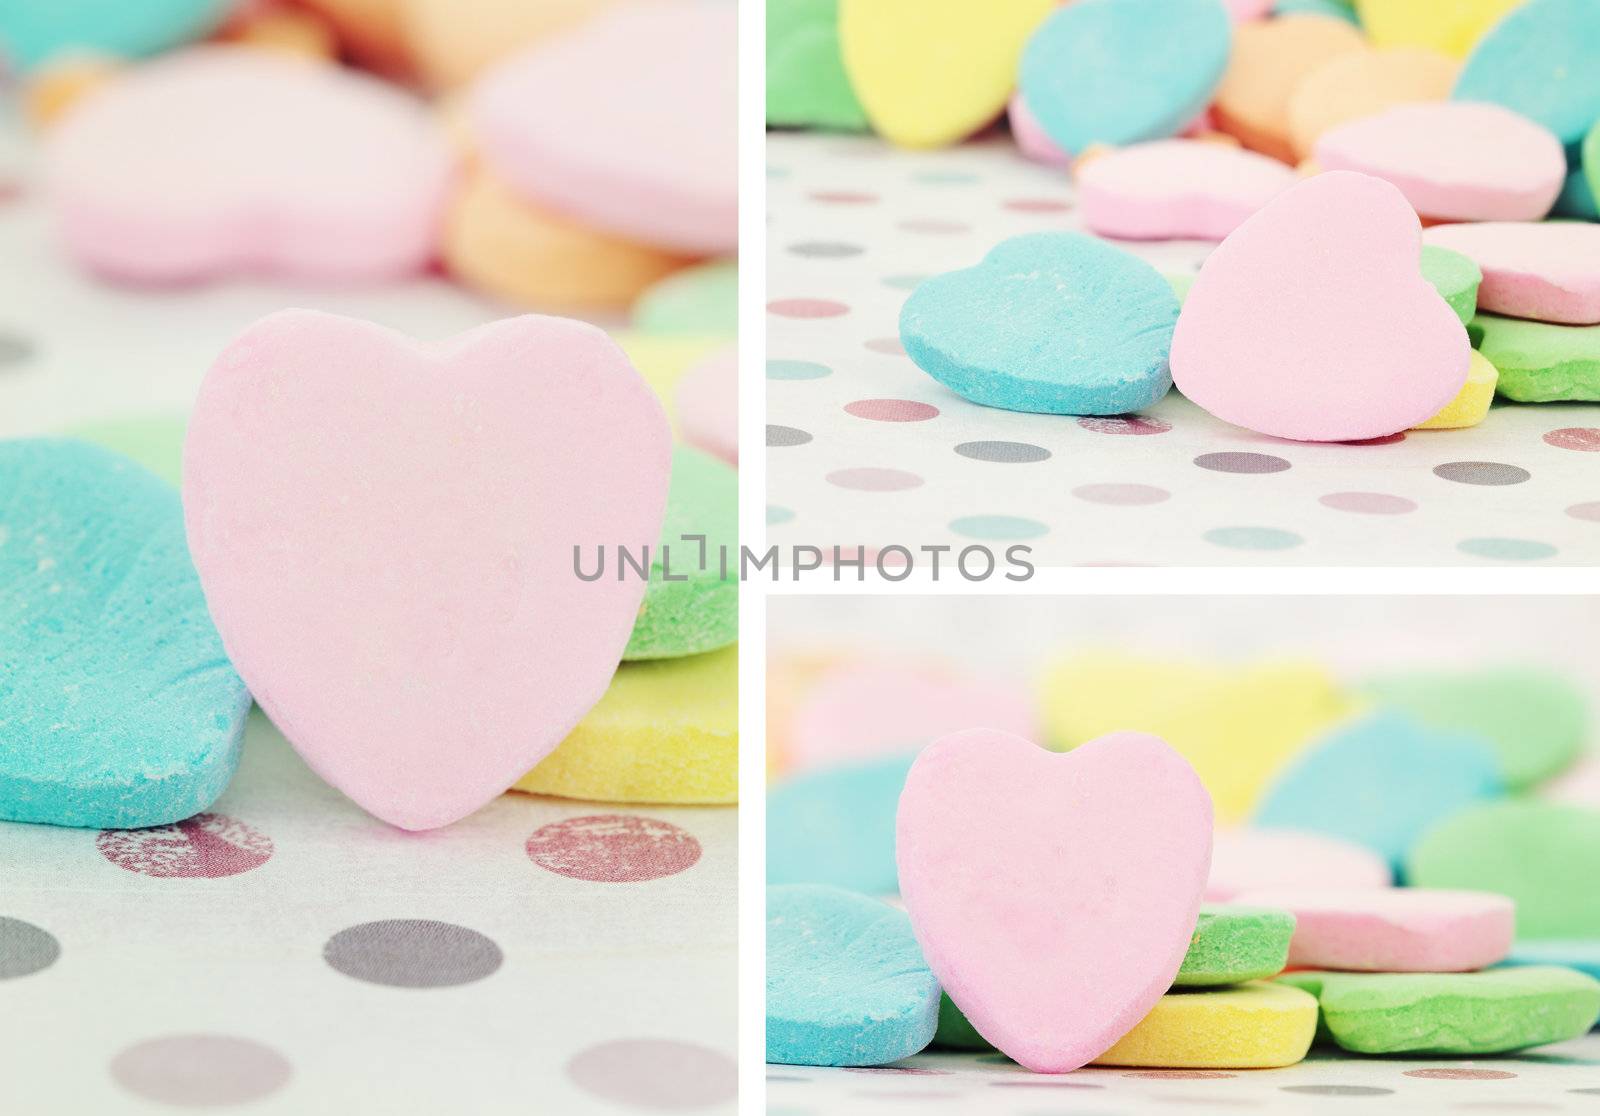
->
[766,0,1600,569]
[0,3,735,1113]
[767,595,1600,1108]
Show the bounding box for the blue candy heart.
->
[1019,0,1232,153]
[0,439,250,828]
[1254,711,1503,870]
[768,750,915,894]
[1,0,230,71]
[1455,0,1600,151]
[768,884,940,1066]
[899,232,1180,415]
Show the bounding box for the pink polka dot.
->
[1077,416,1173,436]
[864,337,906,355]
[1320,491,1418,515]
[568,1040,736,1110]
[1546,427,1600,452]
[1342,432,1406,446]
[525,815,701,882]
[809,190,878,205]
[1569,501,1600,522]
[1073,483,1170,505]
[826,467,924,491]
[111,1035,291,1106]
[768,298,848,319]
[845,399,940,422]
[1405,1069,1517,1081]
[97,814,272,879]
[1004,198,1073,214]
[898,218,969,234]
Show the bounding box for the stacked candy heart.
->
[771,0,1600,440]
[766,649,1600,1070]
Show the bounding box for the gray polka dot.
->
[0,917,59,979]
[323,919,502,988]
[1194,452,1291,474]
[955,440,1051,463]
[111,1035,290,1107]
[1281,1085,1395,1096]
[789,241,863,258]
[0,333,34,367]
[1434,461,1531,486]
[768,425,813,447]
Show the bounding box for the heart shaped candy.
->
[0,440,251,828]
[1171,171,1471,442]
[45,48,454,283]
[767,0,869,131]
[183,310,671,830]
[469,2,736,255]
[840,0,1055,148]
[896,729,1213,1073]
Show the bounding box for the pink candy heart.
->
[897,729,1213,1073]
[46,48,454,283]
[184,310,671,830]
[1171,170,1471,442]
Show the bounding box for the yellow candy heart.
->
[1095,982,1319,1069]
[1039,652,1352,823]
[839,0,1055,148]
[614,332,731,430]
[1355,0,1524,59]
[1415,350,1498,429]
[514,645,737,804]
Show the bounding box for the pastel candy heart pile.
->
[183,309,672,830]
[766,642,1600,1073]
[45,47,455,282]
[899,232,1181,416]
[0,440,251,828]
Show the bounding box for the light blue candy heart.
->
[0,439,250,828]
[1019,0,1231,153]
[0,0,231,71]
[1254,711,1503,872]
[768,884,940,1066]
[1455,0,1600,152]
[1502,941,1600,983]
[900,232,1180,415]
[1555,164,1600,221]
[768,751,915,894]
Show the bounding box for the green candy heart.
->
[1279,967,1600,1055]
[1473,313,1600,402]
[625,446,737,661]
[767,0,869,131]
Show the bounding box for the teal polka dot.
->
[1458,537,1557,561]
[768,359,832,381]
[1204,526,1304,551]
[767,505,795,526]
[949,514,1050,541]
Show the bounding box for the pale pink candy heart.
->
[1232,887,1515,972]
[183,309,671,830]
[45,47,454,283]
[897,729,1213,1073]
[470,2,736,256]
[1314,102,1565,222]
[1224,0,1273,20]
[790,661,1037,772]
[1424,221,1600,326]
[1207,828,1393,901]
[1078,139,1299,241]
[675,342,737,465]
[1171,170,1471,442]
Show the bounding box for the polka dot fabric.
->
[766,134,1600,566]
[0,712,735,1113]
